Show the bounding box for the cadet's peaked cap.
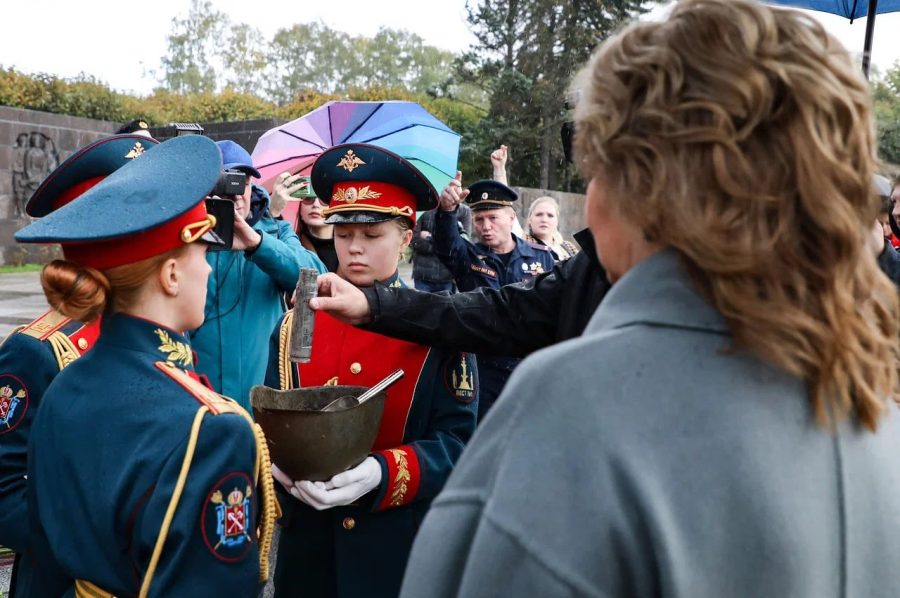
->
[16,135,224,269]
[311,143,437,226]
[26,134,159,217]
[466,180,518,211]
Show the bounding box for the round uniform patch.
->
[0,374,29,435]
[201,471,256,562]
[443,353,478,404]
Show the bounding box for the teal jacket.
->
[191,185,326,410]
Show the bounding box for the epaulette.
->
[18,310,86,370]
[154,361,251,420]
[527,241,551,251]
[18,309,71,341]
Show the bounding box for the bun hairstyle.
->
[41,261,110,323]
[40,246,188,321]
[573,0,898,431]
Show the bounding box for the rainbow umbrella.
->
[252,101,460,224]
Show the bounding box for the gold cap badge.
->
[338,149,365,173]
[124,142,146,160]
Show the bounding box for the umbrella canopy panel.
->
[252,101,460,198]
[767,0,900,17]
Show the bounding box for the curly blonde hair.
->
[574,0,899,431]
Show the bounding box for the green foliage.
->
[458,0,651,191]
[873,62,900,166]
[159,0,226,94]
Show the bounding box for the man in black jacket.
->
[311,228,610,357]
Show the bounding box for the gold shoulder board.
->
[154,361,250,420]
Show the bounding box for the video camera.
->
[210,169,246,197]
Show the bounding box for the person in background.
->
[434,174,554,419]
[411,208,458,293]
[266,143,477,598]
[489,144,524,239]
[15,136,277,597]
[189,141,325,411]
[115,118,153,138]
[0,134,157,598]
[525,196,579,261]
[402,1,900,595]
[271,171,338,272]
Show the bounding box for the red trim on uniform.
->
[296,312,430,449]
[374,445,421,511]
[61,202,208,270]
[68,318,101,354]
[329,181,417,218]
[51,176,105,210]
[154,362,222,414]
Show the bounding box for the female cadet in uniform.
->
[402,1,900,596]
[15,135,278,597]
[0,134,157,597]
[265,143,479,598]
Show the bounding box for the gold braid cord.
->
[278,312,294,390]
[74,580,115,598]
[253,422,280,581]
[48,330,82,370]
[139,406,209,598]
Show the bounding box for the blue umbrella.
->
[767,0,900,77]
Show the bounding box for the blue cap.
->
[16,135,224,269]
[466,180,518,211]
[216,140,261,179]
[26,134,159,218]
[311,143,437,226]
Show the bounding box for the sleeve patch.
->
[470,264,498,277]
[443,353,478,405]
[201,471,256,562]
[0,374,29,435]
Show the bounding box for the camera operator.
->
[190,140,326,411]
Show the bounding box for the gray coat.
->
[401,249,900,598]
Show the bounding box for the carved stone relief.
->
[12,132,59,218]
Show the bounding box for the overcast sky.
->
[2,0,898,95]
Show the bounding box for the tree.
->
[460,0,651,191]
[873,62,900,166]
[158,0,227,94]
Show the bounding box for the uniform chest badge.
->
[202,472,255,562]
[0,376,28,435]
[527,261,545,275]
[444,354,477,404]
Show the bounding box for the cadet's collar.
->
[586,248,729,336]
[380,270,405,288]
[98,313,196,370]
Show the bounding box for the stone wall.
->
[0,106,117,264]
[0,108,588,263]
[149,118,286,153]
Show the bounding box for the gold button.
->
[350,362,362,375]
[342,517,356,530]
[77,338,88,350]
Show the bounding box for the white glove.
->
[272,463,295,494]
[292,457,383,511]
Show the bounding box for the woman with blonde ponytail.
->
[14,135,277,598]
[402,1,900,596]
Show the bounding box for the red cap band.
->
[61,202,210,270]
[52,176,106,211]
[325,181,417,224]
